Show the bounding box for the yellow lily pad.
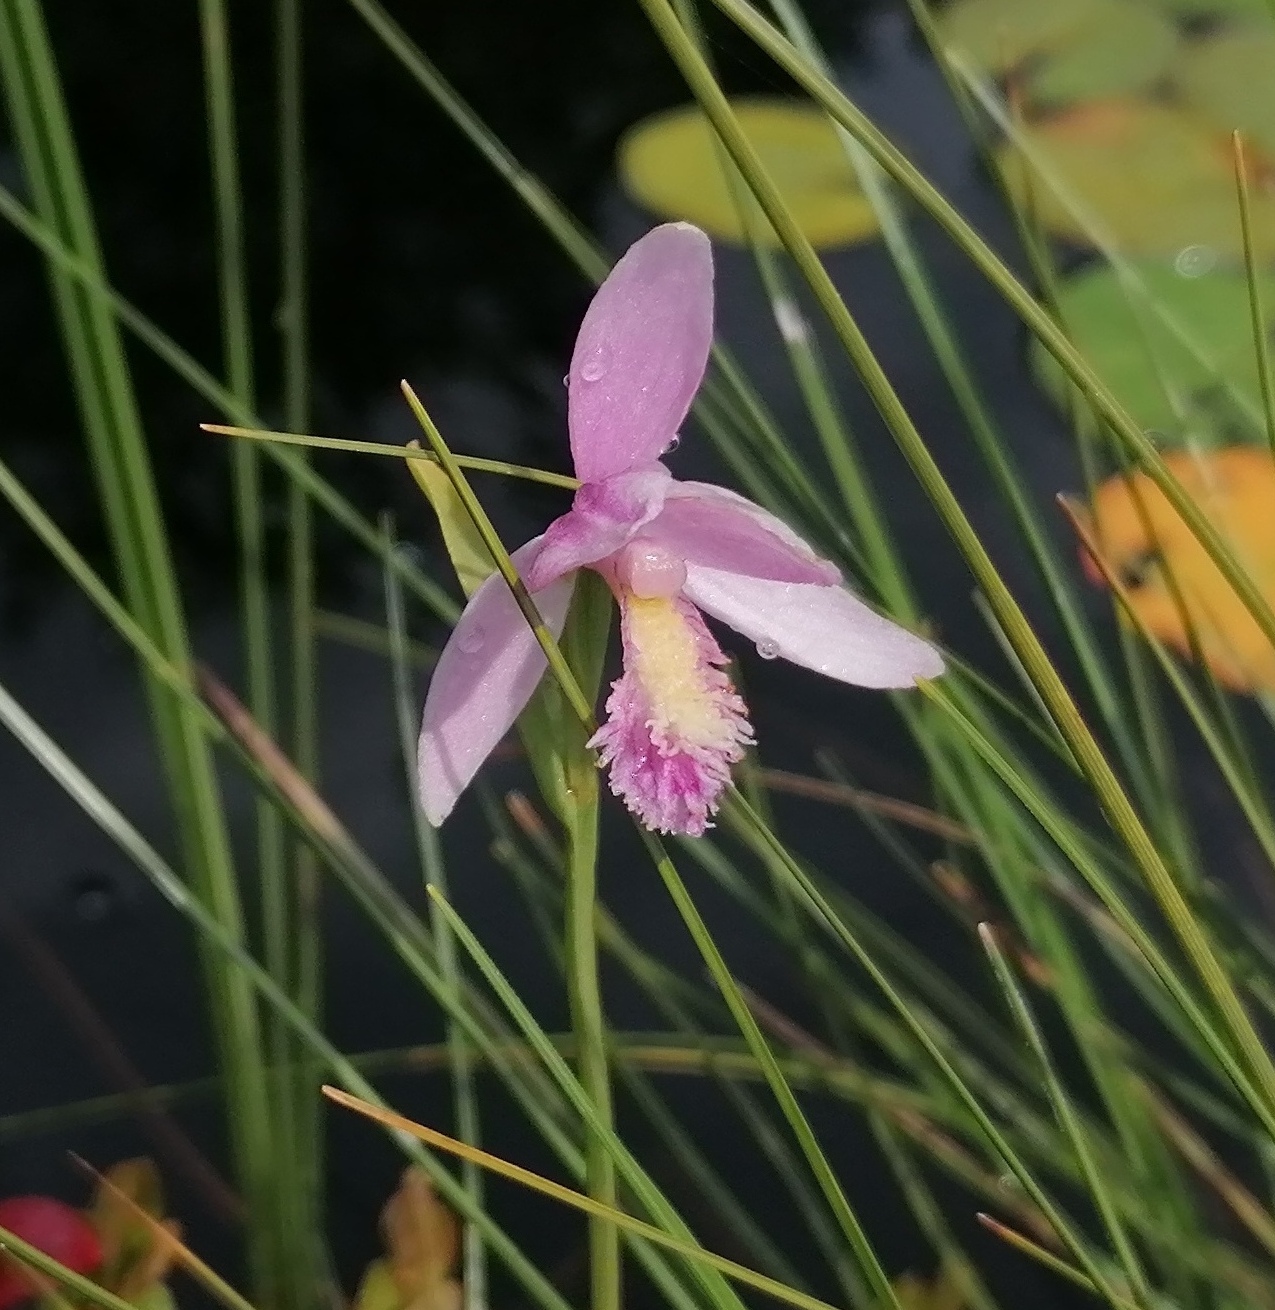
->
[1087,447,1275,692]
[1176,25,1275,159]
[995,99,1275,260]
[938,0,1178,107]
[1030,261,1275,439]
[617,98,879,248]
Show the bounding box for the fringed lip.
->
[589,591,753,836]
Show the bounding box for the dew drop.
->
[663,434,681,453]
[756,639,779,660]
[1174,244,1217,278]
[562,373,570,387]
[458,623,486,655]
[580,346,609,382]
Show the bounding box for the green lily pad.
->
[1029,261,1275,440]
[1176,25,1275,159]
[937,0,1111,71]
[937,0,1178,106]
[617,98,879,248]
[995,99,1275,260]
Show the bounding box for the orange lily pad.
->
[1086,447,1275,690]
[995,99,1275,260]
[617,98,879,248]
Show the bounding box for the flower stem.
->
[565,770,620,1310]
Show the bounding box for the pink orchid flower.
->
[418,222,943,836]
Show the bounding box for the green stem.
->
[566,772,620,1310]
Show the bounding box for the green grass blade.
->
[977,925,1151,1308]
[383,520,489,1310]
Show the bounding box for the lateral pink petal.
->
[652,483,840,585]
[568,223,714,483]
[418,537,575,825]
[526,465,672,590]
[682,565,944,689]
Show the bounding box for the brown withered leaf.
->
[87,1158,179,1305]
[355,1168,462,1310]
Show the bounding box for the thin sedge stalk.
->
[641,0,1275,1121]
[276,0,326,1285]
[197,6,296,1301]
[1234,133,1275,458]
[382,522,488,1310]
[978,926,1152,1309]
[205,425,581,488]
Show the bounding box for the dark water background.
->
[1,0,1238,1305]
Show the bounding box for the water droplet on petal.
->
[562,373,570,387]
[458,624,486,655]
[663,434,681,453]
[579,345,609,382]
[1174,244,1217,278]
[756,639,779,660]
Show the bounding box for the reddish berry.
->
[0,1197,102,1309]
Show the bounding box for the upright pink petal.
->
[650,484,840,585]
[418,537,575,825]
[682,566,944,689]
[525,465,672,591]
[569,223,714,483]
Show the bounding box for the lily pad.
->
[937,0,1112,71]
[937,0,1178,106]
[617,98,879,248]
[995,99,1275,260]
[1088,447,1275,692]
[1030,261,1275,439]
[1176,25,1275,159]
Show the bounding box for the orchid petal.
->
[569,223,714,483]
[653,482,840,584]
[682,565,944,688]
[526,465,672,590]
[418,537,574,825]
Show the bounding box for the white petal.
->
[682,565,944,689]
